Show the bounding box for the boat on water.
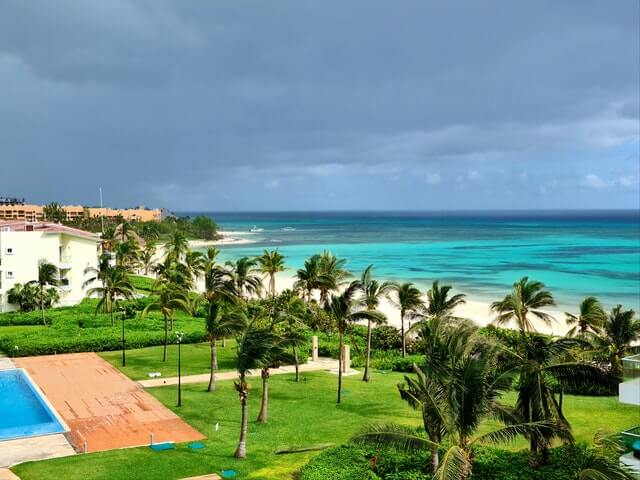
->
[250,225,264,232]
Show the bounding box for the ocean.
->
[180,211,640,311]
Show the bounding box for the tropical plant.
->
[490,277,556,333]
[85,266,135,327]
[6,283,39,312]
[165,230,189,262]
[139,241,157,275]
[594,305,640,377]
[204,300,245,392]
[391,282,425,357]
[565,296,607,338]
[324,283,385,403]
[29,260,59,326]
[257,249,286,297]
[318,251,349,304]
[426,280,466,317]
[43,202,67,223]
[227,257,262,299]
[353,322,553,480]
[114,237,141,271]
[354,265,392,382]
[141,281,190,361]
[294,254,325,302]
[184,250,206,282]
[233,320,280,458]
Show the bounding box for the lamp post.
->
[120,307,126,367]
[176,331,184,407]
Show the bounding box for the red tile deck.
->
[15,353,205,453]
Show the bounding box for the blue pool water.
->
[182,210,640,310]
[0,369,65,440]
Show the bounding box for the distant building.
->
[0,203,162,222]
[0,221,101,312]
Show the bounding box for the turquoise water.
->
[182,211,640,310]
[0,369,65,440]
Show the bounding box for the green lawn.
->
[128,274,155,294]
[12,372,640,480]
[99,341,238,380]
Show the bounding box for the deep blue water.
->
[0,369,65,440]
[180,211,640,310]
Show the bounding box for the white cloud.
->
[467,170,481,181]
[426,172,441,185]
[581,174,613,191]
[619,175,638,188]
[265,179,281,189]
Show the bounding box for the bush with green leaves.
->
[351,351,424,373]
[371,325,402,351]
[298,445,380,480]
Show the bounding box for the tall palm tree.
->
[139,241,157,275]
[353,322,551,480]
[565,296,606,338]
[141,281,190,361]
[490,277,556,334]
[203,247,221,276]
[184,250,206,282]
[318,251,349,304]
[227,257,262,299]
[205,301,245,392]
[293,254,324,302]
[391,282,425,357]
[233,321,279,459]
[165,230,189,262]
[29,260,59,326]
[86,266,134,327]
[355,265,393,382]
[255,333,286,424]
[257,249,286,297]
[426,280,466,317]
[324,283,385,403]
[114,238,141,271]
[595,305,639,377]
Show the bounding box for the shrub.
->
[371,325,401,351]
[298,445,379,480]
[351,351,424,373]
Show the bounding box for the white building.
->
[0,221,101,312]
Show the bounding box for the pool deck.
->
[15,353,205,453]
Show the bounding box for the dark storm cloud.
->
[0,0,638,210]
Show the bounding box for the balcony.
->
[619,354,640,406]
[58,255,73,270]
[59,278,72,292]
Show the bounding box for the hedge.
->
[298,445,380,480]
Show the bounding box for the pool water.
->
[0,369,65,441]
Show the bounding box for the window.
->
[6,271,14,279]
[5,247,13,255]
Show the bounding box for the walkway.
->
[15,353,205,453]
[0,435,74,468]
[140,357,339,388]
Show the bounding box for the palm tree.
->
[86,266,134,327]
[185,250,206,282]
[165,230,189,262]
[233,321,279,459]
[565,296,606,338]
[141,281,190,361]
[83,253,114,306]
[324,283,385,403]
[391,282,425,357]
[257,249,286,297]
[318,251,349,304]
[595,305,639,377]
[139,241,157,275]
[294,254,324,302]
[354,265,392,382]
[255,333,286,424]
[426,280,466,317]
[353,322,551,480]
[29,260,59,326]
[490,277,556,334]
[205,301,245,392]
[227,257,262,299]
[7,283,39,312]
[114,238,141,271]
[203,247,220,275]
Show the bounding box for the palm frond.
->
[351,423,434,452]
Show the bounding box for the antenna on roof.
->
[99,187,104,235]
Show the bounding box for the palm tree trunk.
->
[401,308,406,358]
[207,337,217,392]
[363,319,372,382]
[337,330,344,404]
[40,287,46,326]
[431,447,439,473]
[294,346,300,382]
[270,273,275,296]
[257,367,270,423]
[162,314,168,362]
[234,381,248,458]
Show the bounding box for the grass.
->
[99,341,238,380]
[128,274,156,294]
[12,372,640,480]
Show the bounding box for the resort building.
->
[0,203,162,222]
[0,221,101,312]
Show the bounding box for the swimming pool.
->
[0,369,66,441]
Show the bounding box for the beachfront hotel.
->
[0,199,163,223]
[0,221,101,312]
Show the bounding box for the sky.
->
[0,1,638,211]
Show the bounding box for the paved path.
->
[0,356,15,371]
[139,357,339,388]
[0,435,74,469]
[15,353,204,453]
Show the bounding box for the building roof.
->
[0,220,101,242]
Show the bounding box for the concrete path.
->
[0,356,15,371]
[140,357,339,388]
[0,434,75,468]
[0,468,21,479]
